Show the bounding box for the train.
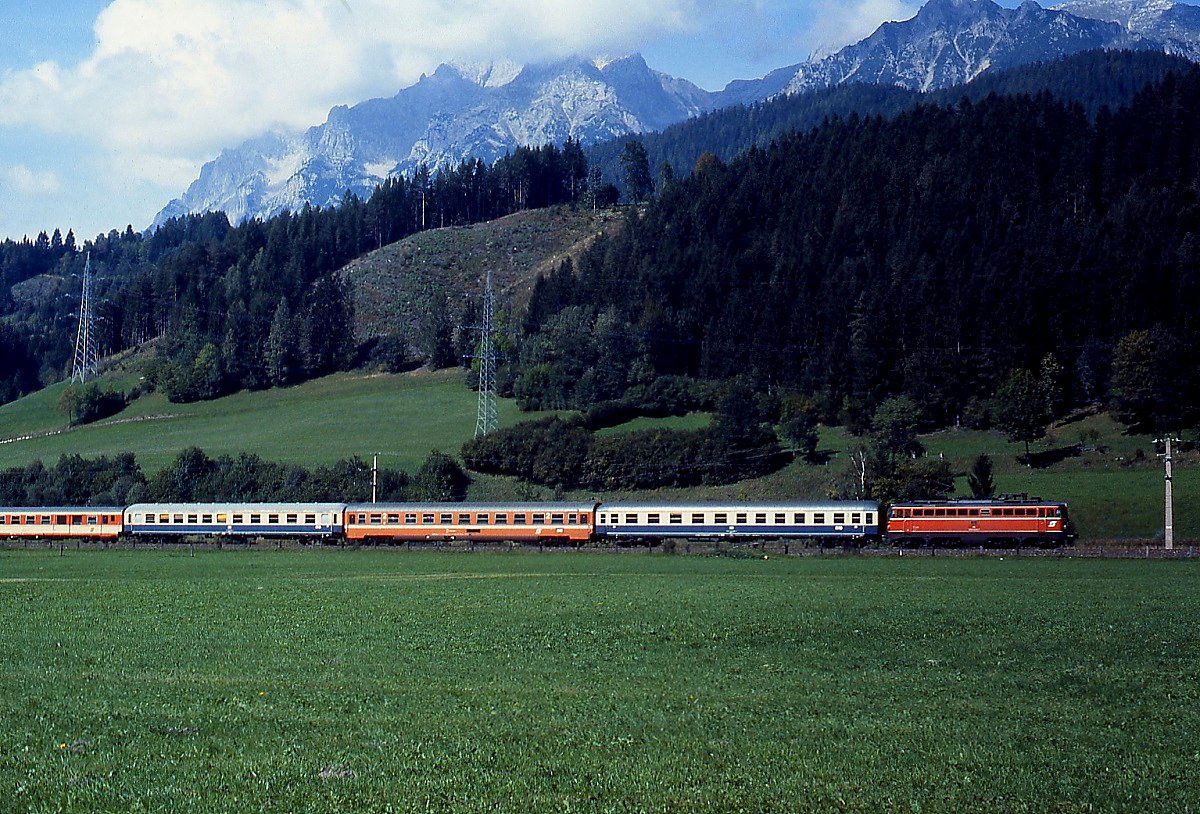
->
[0,497,1074,547]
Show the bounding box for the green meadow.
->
[0,550,1196,813]
[0,370,503,476]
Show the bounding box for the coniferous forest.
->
[515,66,1200,437]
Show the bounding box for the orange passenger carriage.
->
[0,507,125,541]
[343,501,599,545]
[887,499,1074,546]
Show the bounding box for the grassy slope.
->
[0,370,508,475]
[346,205,622,343]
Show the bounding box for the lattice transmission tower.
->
[71,252,100,383]
[474,269,498,438]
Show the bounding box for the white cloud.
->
[0,0,709,193]
[801,0,920,59]
[0,164,63,195]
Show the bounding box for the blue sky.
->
[0,0,1023,243]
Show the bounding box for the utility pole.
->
[71,252,99,383]
[474,269,498,438]
[371,453,378,504]
[1157,437,1178,550]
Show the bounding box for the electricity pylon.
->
[474,270,498,438]
[71,252,100,383]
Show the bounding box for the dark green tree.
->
[619,140,653,203]
[966,453,996,498]
[993,368,1050,465]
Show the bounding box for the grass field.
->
[1,549,1197,813]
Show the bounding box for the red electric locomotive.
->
[887,498,1074,546]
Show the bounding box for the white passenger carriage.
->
[594,501,880,543]
[125,503,346,539]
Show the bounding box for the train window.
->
[171,514,183,524]
[287,514,298,524]
[933,509,944,517]
[232,514,243,524]
[532,513,546,524]
[304,514,315,524]
[814,513,825,524]
[1053,507,1062,517]
[405,513,417,524]
[755,513,766,524]
[775,513,785,524]
[217,513,227,523]
[581,514,590,524]
[852,513,861,524]
[514,513,527,524]
[551,514,564,524]
[692,513,705,524]
[794,513,805,524]
[980,509,990,516]
[437,513,450,523]
[626,513,638,524]
[736,513,747,524]
[249,514,261,524]
[648,514,660,524]
[266,514,277,524]
[386,514,398,524]
[866,513,874,524]
[370,514,383,524]
[459,513,473,524]
[834,513,845,524]
[670,514,683,524]
[422,514,435,523]
[568,514,578,524]
[969,509,979,517]
[188,514,198,524]
[715,513,727,524]
[495,513,508,524]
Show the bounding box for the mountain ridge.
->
[154,0,1200,229]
